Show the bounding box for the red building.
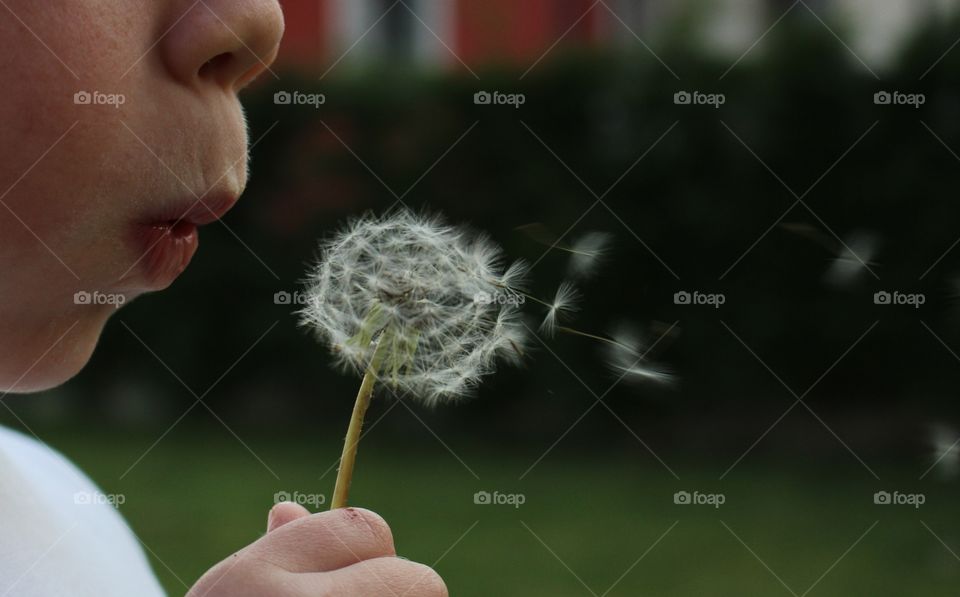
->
[276,0,603,73]
[275,1,940,76]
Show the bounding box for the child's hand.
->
[187,503,448,596]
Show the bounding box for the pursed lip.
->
[122,192,240,290]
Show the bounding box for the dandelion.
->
[301,210,666,508]
[300,209,528,509]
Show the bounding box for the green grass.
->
[39,429,960,596]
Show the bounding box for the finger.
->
[300,557,448,597]
[267,502,312,533]
[252,507,396,572]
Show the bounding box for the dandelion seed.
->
[515,224,612,278]
[567,232,611,279]
[825,232,878,287]
[501,259,531,292]
[604,324,675,386]
[929,424,960,480]
[515,223,557,247]
[782,223,878,286]
[539,282,580,337]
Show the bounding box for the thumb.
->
[267,501,312,533]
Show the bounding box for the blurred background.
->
[7,0,960,594]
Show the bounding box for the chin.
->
[0,311,110,394]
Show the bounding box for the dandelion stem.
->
[331,338,389,510]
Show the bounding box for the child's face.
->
[0,1,284,392]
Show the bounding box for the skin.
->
[190,505,447,596]
[0,1,446,594]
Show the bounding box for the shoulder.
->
[0,425,98,499]
[0,425,167,596]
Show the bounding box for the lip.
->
[125,192,239,290]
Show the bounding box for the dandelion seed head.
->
[300,210,528,405]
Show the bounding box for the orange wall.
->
[277,0,329,70]
[275,0,600,71]
[457,0,598,65]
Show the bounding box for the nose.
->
[162,0,285,91]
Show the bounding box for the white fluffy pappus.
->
[825,231,878,287]
[539,282,580,337]
[299,210,529,406]
[929,424,960,480]
[604,325,675,386]
[567,231,612,279]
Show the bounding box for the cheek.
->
[0,1,153,78]
[0,3,154,278]
[0,122,127,299]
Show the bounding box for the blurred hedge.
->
[36,13,960,453]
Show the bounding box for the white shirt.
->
[0,425,167,596]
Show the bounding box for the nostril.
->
[162,0,284,90]
[198,52,235,81]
